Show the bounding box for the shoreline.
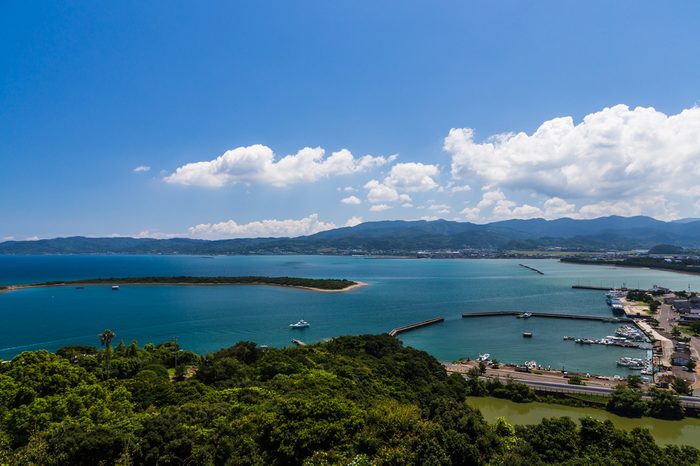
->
[1,279,368,294]
[560,259,700,278]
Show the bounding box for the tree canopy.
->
[0,334,697,465]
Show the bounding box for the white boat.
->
[477,353,491,361]
[289,319,310,328]
[111,285,119,290]
[524,360,539,370]
[517,312,533,319]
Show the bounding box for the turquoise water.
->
[2,255,700,374]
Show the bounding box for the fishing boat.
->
[289,319,310,329]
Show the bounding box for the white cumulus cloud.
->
[165,145,395,188]
[444,104,700,220]
[369,204,392,212]
[345,216,363,227]
[187,213,336,239]
[341,195,362,205]
[363,162,439,206]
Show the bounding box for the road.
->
[659,302,700,395]
[445,363,700,408]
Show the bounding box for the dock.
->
[519,264,544,275]
[461,311,632,323]
[389,317,445,337]
[291,339,306,346]
[571,285,643,292]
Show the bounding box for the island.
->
[0,276,366,293]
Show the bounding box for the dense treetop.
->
[0,334,697,465]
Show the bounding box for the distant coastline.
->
[560,258,700,277]
[0,276,367,293]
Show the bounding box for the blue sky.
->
[2,1,700,240]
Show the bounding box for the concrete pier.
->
[519,264,544,275]
[389,317,445,337]
[461,311,632,323]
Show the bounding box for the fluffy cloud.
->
[445,104,700,220]
[133,165,151,173]
[428,203,451,214]
[369,204,392,212]
[187,213,336,239]
[345,216,363,227]
[449,184,471,193]
[542,197,576,218]
[364,180,400,203]
[384,163,439,192]
[341,195,362,205]
[364,162,439,207]
[165,145,395,187]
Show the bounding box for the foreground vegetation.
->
[1,334,698,465]
[3,276,359,292]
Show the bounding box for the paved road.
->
[449,369,700,409]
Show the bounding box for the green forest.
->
[0,334,698,465]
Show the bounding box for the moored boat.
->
[289,319,310,328]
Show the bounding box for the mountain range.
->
[2,216,700,255]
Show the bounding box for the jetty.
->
[519,264,544,275]
[571,285,644,293]
[291,339,306,346]
[461,311,632,323]
[389,317,445,337]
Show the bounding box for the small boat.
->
[477,353,491,362]
[111,285,119,291]
[523,332,533,338]
[524,360,538,370]
[289,319,310,329]
[563,336,575,340]
[517,312,533,319]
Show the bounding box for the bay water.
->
[2,255,700,377]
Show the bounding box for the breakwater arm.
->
[461,311,632,323]
[519,264,544,275]
[389,317,445,337]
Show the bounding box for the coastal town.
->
[441,283,700,404]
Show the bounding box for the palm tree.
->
[98,329,116,378]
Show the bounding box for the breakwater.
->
[461,311,632,323]
[519,264,544,275]
[571,285,645,292]
[389,317,445,337]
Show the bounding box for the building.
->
[671,351,691,366]
[672,299,691,313]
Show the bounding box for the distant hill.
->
[2,216,700,255]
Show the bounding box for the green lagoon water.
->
[468,396,700,447]
[2,255,700,376]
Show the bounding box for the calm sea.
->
[2,255,699,374]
